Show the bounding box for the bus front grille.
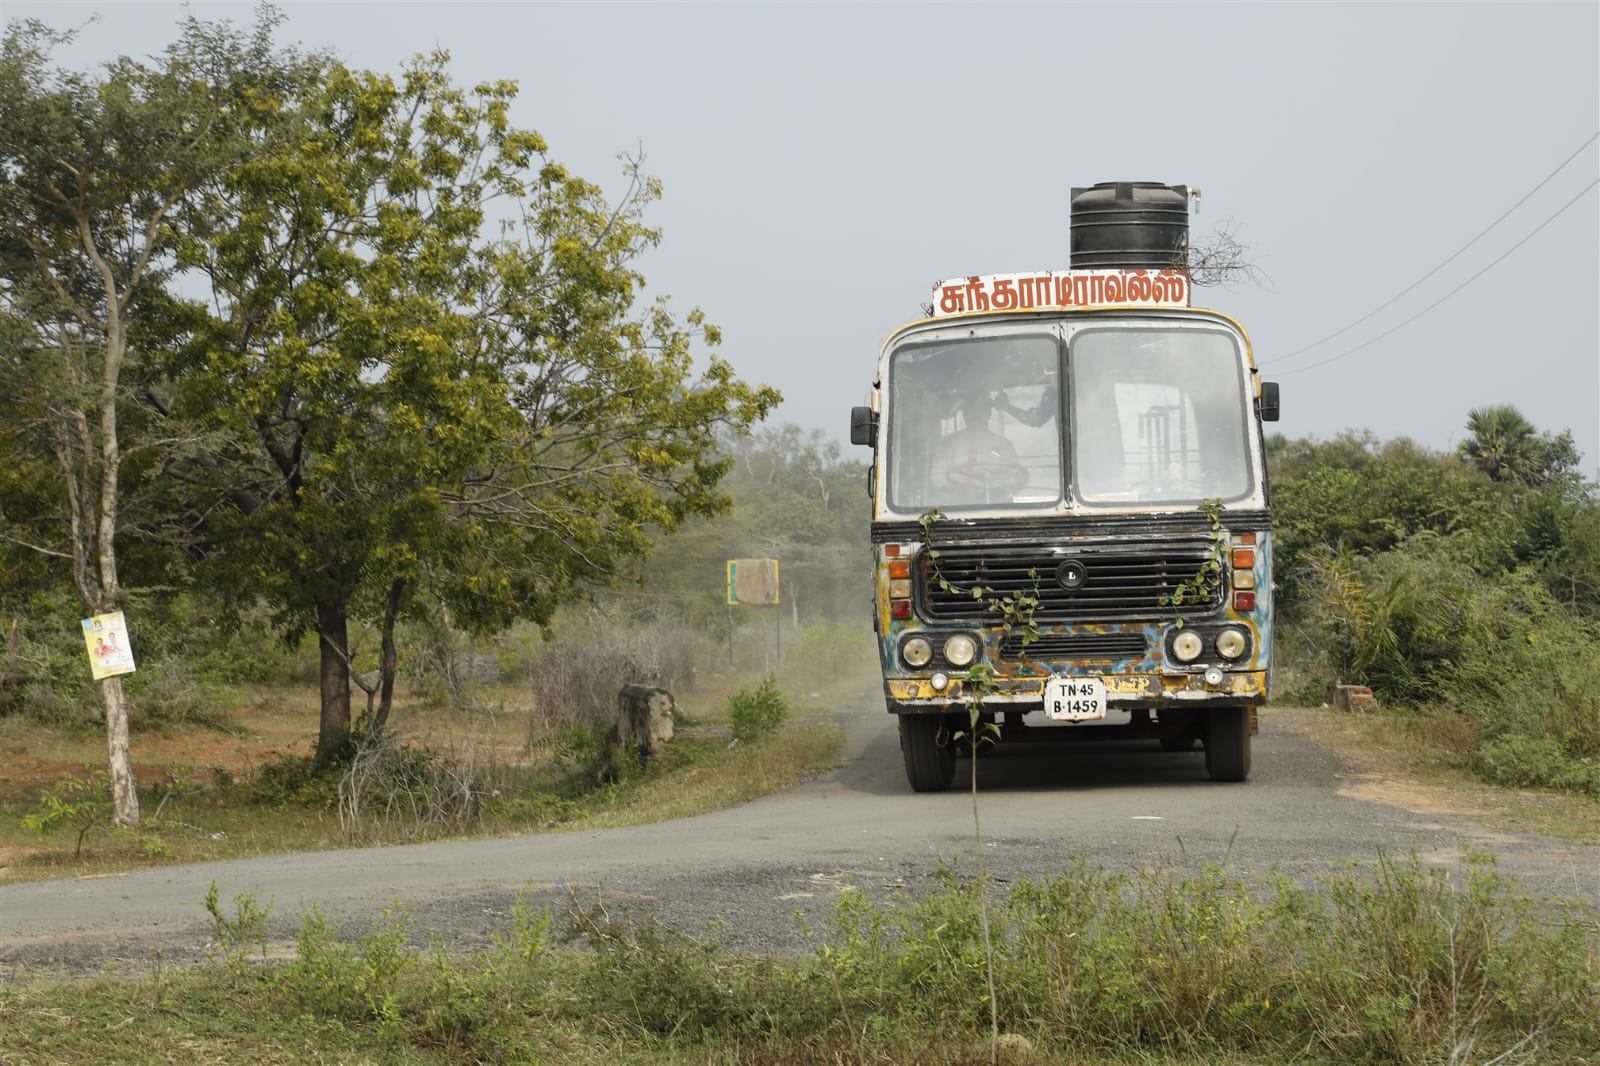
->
[919,540,1222,622]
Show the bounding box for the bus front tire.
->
[901,714,956,792]
[1205,705,1252,782]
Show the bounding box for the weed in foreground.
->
[203,880,273,973]
[4,855,1592,1064]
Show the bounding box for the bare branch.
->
[1184,219,1271,290]
[0,530,73,560]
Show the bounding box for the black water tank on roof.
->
[1070,181,1191,270]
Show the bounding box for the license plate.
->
[1044,676,1106,722]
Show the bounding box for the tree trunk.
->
[315,598,352,766]
[372,578,404,735]
[101,675,139,827]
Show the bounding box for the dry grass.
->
[0,640,871,884]
[1269,704,1600,845]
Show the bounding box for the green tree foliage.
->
[1269,429,1589,610]
[1272,411,1599,795]
[0,11,320,820]
[145,50,777,762]
[1459,403,1580,487]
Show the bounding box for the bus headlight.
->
[1215,627,1249,660]
[943,634,978,667]
[901,637,934,668]
[1171,630,1204,663]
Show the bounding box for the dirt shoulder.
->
[1268,704,1600,846]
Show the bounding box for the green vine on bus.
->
[1162,498,1228,627]
[917,509,1042,653]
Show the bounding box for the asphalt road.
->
[3,704,1596,977]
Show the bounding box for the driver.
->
[934,393,1026,504]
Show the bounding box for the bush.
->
[244,752,343,809]
[1283,529,1600,797]
[0,602,96,723]
[727,675,787,743]
[544,719,631,794]
[337,733,488,844]
[523,608,707,747]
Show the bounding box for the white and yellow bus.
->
[851,182,1281,791]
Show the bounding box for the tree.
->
[1459,404,1578,487]
[0,13,314,823]
[157,52,777,762]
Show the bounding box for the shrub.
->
[524,609,706,747]
[21,768,110,857]
[727,675,787,743]
[1284,530,1600,797]
[337,732,488,844]
[244,752,343,809]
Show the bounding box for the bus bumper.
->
[884,670,1268,714]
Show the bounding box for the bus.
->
[850,182,1280,791]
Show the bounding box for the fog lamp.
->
[1204,667,1225,687]
[943,633,978,667]
[930,671,950,692]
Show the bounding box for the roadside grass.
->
[3,854,1595,1066]
[0,637,868,885]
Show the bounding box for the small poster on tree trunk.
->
[82,611,136,680]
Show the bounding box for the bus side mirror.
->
[850,406,879,446]
[1258,381,1280,422]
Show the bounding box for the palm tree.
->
[1460,405,1540,484]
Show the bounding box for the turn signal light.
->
[891,599,912,620]
[888,559,911,579]
[1233,591,1256,612]
[1231,548,1255,569]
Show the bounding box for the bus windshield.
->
[885,323,1255,512]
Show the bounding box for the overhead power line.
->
[1269,131,1599,366]
[1278,177,1600,376]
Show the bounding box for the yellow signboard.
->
[82,610,136,680]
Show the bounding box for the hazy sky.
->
[11,1,1599,472]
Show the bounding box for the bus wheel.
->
[1204,706,1252,782]
[901,714,956,792]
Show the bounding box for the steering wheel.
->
[947,462,1028,495]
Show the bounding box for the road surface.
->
[3,704,1595,977]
